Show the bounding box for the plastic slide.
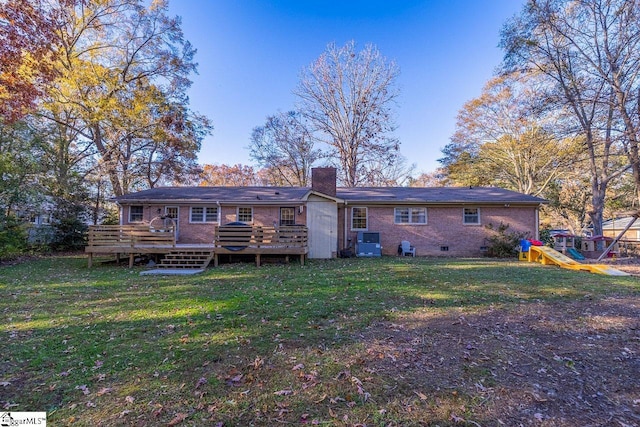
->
[567,247,586,260]
[523,245,630,276]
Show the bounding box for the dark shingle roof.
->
[113,187,311,203]
[114,186,546,205]
[336,186,546,204]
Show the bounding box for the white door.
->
[307,198,337,259]
[165,206,179,240]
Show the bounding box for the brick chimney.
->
[311,167,337,197]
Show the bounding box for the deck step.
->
[156,250,214,270]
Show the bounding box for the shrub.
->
[0,214,28,260]
[485,222,529,258]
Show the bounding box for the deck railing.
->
[85,224,176,267]
[213,224,308,266]
[87,224,176,248]
[214,225,307,249]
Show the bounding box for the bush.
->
[0,215,28,260]
[52,216,87,251]
[485,222,529,258]
[539,228,554,246]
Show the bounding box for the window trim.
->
[189,206,219,223]
[129,205,144,223]
[463,207,481,225]
[279,207,296,226]
[237,206,253,223]
[394,207,427,225]
[351,206,368,231]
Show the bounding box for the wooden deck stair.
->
[156,249,214,270]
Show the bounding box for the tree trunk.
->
[92,124,124,197]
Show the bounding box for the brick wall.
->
[120,201,538,255]
[338,205,537,257]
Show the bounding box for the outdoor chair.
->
[400,240,416,256]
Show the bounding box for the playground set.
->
[518,238,629,276]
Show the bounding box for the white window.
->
[129,205,144,222]
[237,207,253,223]
[280,207,296,226]
[351,207,368,230]
[463,208,480,225]
[190,206,218,223]
[394,207,427,224]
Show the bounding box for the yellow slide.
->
[522,245,630,276]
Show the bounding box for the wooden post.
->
[597,215,638,261]
[129,253,134,268]
[88,252,93,268]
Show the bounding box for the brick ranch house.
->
[112,168,546,258]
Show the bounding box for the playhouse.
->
[552,233,575,253]
[581,235,618,258]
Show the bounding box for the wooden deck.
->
[85,224,177,267]
[213,224,308,266]
[85,224,308,268]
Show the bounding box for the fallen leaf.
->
[313,393,327,403]
[125,395,135,404]
[414,391,428,401]
[0,382,11,387]
[96,387,112,396]
[75,385,90,395]
[274,389,293,396]
[168,412,187,426]
[195,377,207,389]
[292,363,304,371]
[451,413,465,423]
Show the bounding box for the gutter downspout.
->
[344,201,348,250]
[216,201,221,223]
[535,206,540,240]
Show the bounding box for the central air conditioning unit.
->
[356,231,381,257]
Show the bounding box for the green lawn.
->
[1,256,637,426]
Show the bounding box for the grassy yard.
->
[1,256,638,426]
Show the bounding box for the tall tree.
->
[501,0,632,236]
[0,0,74,121]
[199,164,259,186]
[0,120,47,216]
[442,74,579,195]
[294,41,400,187]
[249,111,322,186]
[41,0,209,196]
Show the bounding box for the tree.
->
[0,120,47,216]
[442,74,579,195]
[249,111,323,186]
[199,164,259,186]
[0,0,74,121]
[409,169,448,187]
[294,41,400,187]
[501,0,632,236]
[40,0,209,196]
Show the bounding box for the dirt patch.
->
[360,297,640,426]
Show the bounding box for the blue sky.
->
[168,0,525,175]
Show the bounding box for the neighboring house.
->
[602,217,640,242]
[112,168,546,258]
